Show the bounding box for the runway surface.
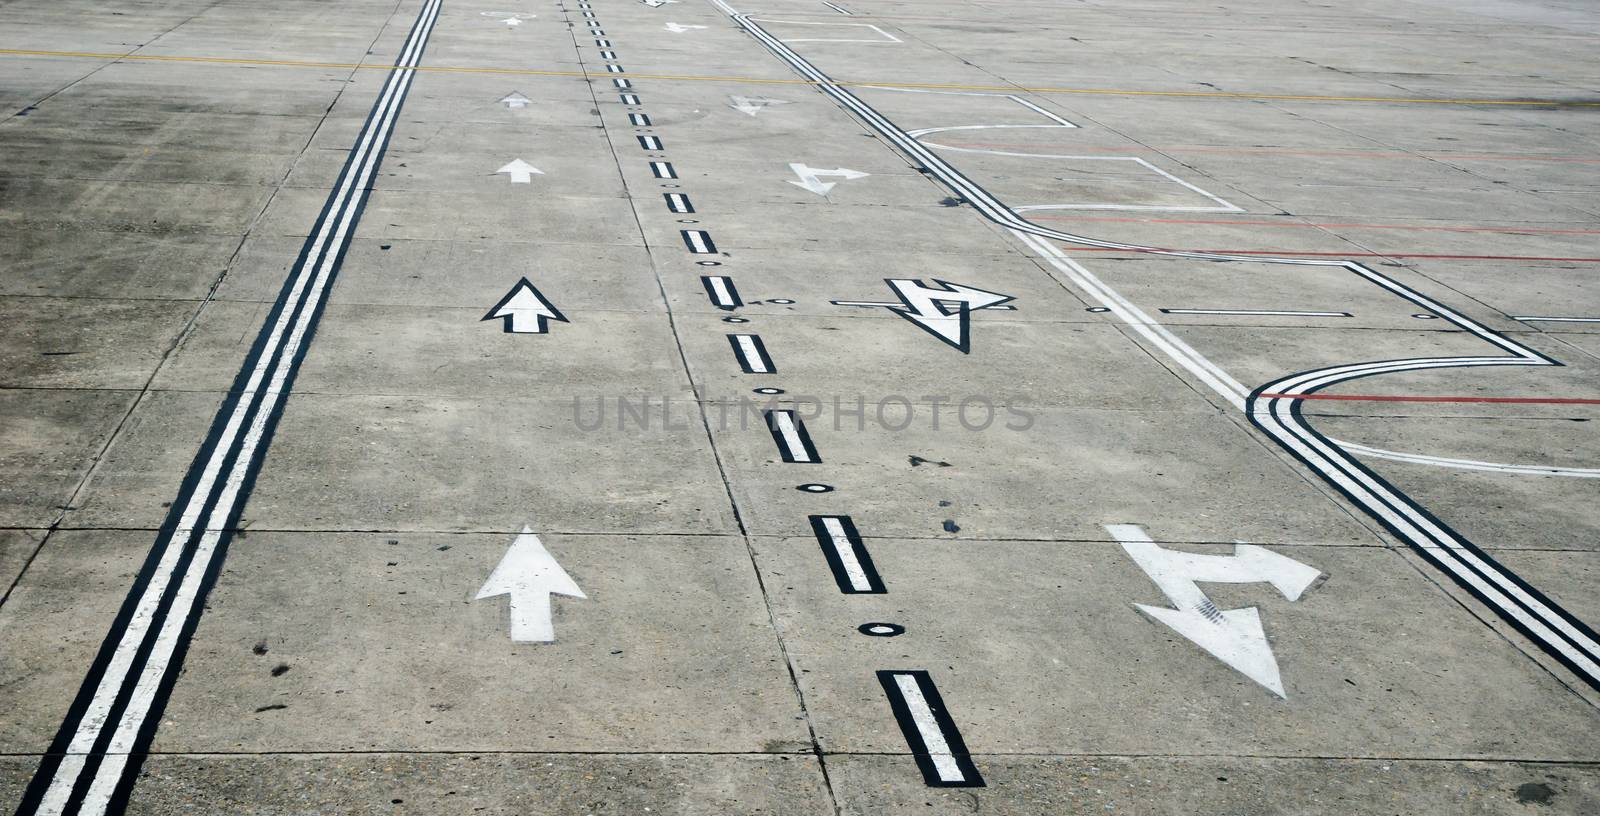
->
[2,0,1599,812]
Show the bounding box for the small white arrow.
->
[1107,524,1321,697]
[483,277,567,334]
[728,95,790,116]
[495,158,544,184]
[477,526,586,642]
[499,92,531,109]
[787,162,869,195]
[504,17,523,26]
[664,22,706,32]
[641,0,677,6]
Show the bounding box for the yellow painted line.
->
[4,47,1599,108]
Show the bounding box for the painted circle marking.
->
[1086,306,1111,313]
[858,622,905,637]
[1412,313,1439,319]
[798,483,834,493]
[754,387,784,395]
[677,219,699,224]
[769,298,795,305]
[723,316,749,323]
[660,183,680,188]
[696,260,723,267]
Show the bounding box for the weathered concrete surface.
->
[2,0,1598,812]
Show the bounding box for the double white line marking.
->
[16,2,443,813]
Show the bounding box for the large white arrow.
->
[664,22,706,32]
[477,526,586,642]
[1107,524,1321,697]
[496,158,544,184]
[787,162,868,195]
[483,277,567,334]
[728,95,790,116]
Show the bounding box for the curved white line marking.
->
[1331,438,1600,478]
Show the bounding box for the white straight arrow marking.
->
[665,22,707,32]
[787,162,868,195]
[496,158,544,183]
[477,526,586,642]
[499,91,531,109]
[483,277,567,334]
[1106,524,1321,697]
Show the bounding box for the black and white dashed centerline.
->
[665,192,694,213]
[764,409,821,463]
[878,671,985,787]
[14,2,444,814]
[809,515,886,594]
[701,275,741,309]
[638,135,664,150]
[629,112,651,126]
[681,229,717,253]
[727,333,776,373]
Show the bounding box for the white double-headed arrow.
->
[483,277,567,334]
[787,162,868,195]
[477,526,586,642]
[496,158,544,184]
[1107,524,1321,697]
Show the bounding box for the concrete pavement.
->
[2,0,1598,812]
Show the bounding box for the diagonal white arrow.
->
[483,277,567,334]
[728,95,790,116]
[1106,524,1321,697]
[787,162,869,195]
[496,158,544,184]
[477,526,586,642]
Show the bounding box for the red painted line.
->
[1260,393,1600,405]
[1064,246,1600,263]
[1031,213,1600,236]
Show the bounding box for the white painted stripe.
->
[651,161,676,178]
[629,113,651,126]
[893,675,965,783]
[735,334,770,373]
[1512,316,1600,323]
[708,276,734,305]
[821,516,871,590]
[606,64,624,73]
[600,49,616,59]
[620,93,640,104]
[595,39,611,46]
[666,193,692,213]
[774,411,812,462]
[1160,309,1352,317]
[38,2,444,812]
[614,78,631,88]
